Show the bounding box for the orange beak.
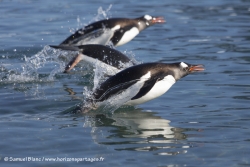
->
[151,16,166,24]
[189,65,205,72]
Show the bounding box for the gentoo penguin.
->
[60,15,165,47]
[50,44,135,73]
[89,62,204,107]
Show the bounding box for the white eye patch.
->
[180,62,188,68]
[144,15,152,20]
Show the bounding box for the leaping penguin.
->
[50,44,136,73]
[84,62,204,111]
[60,15,165,47]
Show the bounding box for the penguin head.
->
[137,15,165,31]
[172,62,205,80]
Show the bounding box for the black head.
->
[170,62,205,80]
[136,15,165,31]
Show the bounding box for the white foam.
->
[1,45,69,83]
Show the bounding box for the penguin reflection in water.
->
[60,15,165,47]
[80,62,204,113]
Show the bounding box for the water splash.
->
[123,50,142,65]
[77,50,141,114]
[92,61,119,91]
[1,45,75,83]
[69,4,113,34]
[1,5,140,113]
[80,68,144,114]
[92,4,113,22]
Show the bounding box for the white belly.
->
[116,27,139,46]
[125,75,176,105]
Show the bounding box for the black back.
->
[78,45,134,68]
[50,44,135,69]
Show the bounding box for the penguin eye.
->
[183,67,189,72]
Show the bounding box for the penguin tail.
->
[49,45,80,51]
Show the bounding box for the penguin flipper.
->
[94,79,138,102]
[131,77,159,100]
[60,28,114,46]
[60,28,86,45]
[78,28,114,46]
